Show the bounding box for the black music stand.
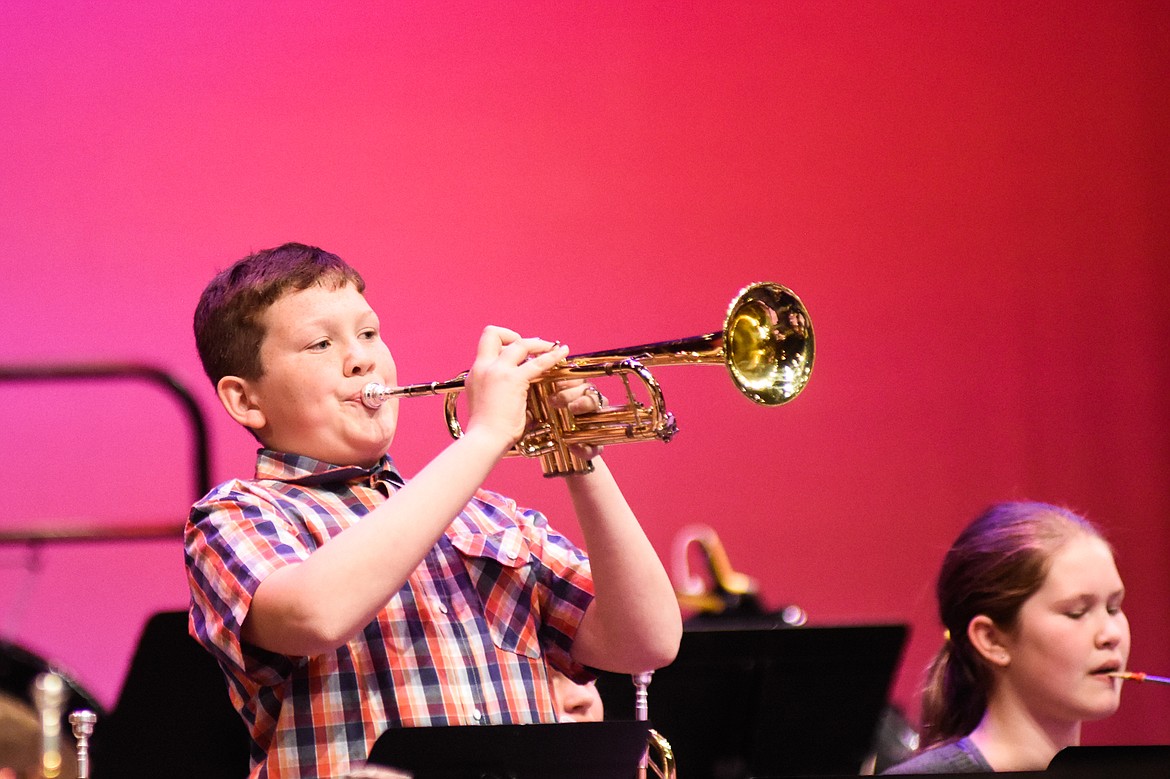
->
[90,610,251,779]
[742,745,1170,779]
[0,638,103,717]
[367,720,651,779]
[596,623,908,778]
[1047,744,1170,778]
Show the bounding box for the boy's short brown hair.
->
[194,243,366,386]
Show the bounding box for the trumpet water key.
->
[362,281,814,476]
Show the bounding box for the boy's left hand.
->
[550,379,607,462]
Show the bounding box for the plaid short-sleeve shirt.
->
[185,450,595,779]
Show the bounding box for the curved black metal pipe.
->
[0,362,211,542]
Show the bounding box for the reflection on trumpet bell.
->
[726,282,813,405]
[362,281,813,476]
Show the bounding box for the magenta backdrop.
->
[2,0,1168,748]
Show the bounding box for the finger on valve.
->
[552,380,606,415]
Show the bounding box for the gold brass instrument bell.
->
[363,281,814,476]
[634,671,678,779]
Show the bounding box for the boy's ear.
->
[216,375,267,431]
[968,614,1012,668]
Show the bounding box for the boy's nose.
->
[346,343,376,376]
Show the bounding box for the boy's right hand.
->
[462,326,569,449]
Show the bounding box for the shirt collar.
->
[254,449,405,488]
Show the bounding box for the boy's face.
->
[239,281,399,467]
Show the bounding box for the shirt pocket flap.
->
[449,524,530,568]
[448,526,540,658]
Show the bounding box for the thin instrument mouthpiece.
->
[362,383,391,409]
[1106,671,1170,685]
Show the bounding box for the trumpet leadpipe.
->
[362,379,465,408]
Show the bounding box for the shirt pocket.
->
[450,526,542,660]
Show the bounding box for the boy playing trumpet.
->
[185,243,681,779]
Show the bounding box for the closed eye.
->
[1107,592,1125,615]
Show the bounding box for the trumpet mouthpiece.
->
[362,383,389,409]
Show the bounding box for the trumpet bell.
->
[644,728,677,779]
[723,281,814,406]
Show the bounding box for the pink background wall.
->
[2,0,1167,748]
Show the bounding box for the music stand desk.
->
[367,719,650,779]
[597,623,908,778]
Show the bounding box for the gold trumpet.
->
[362,281,814,476]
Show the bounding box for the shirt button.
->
[471,708,484,723]
[434,600,448,614]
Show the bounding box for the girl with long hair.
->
[884,502,1129,773]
